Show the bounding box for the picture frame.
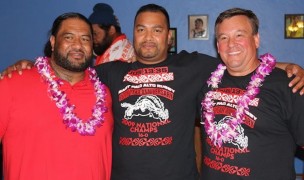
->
[188,15,209,40]
[284,14,304,39]
[168,28,177,54]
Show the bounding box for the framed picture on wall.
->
[168,28,177,54]
[284,14,304,39]
[188,15,209,40]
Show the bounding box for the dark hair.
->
[134,4,170,29]
[43,12,93,57]
[195,18,204,25]
[43,40,52,57]
[215,8,259,37]
[51,12,92,37]
[97,24,122,34]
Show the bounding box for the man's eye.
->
[219,36,227,41]
[65,36,73,40]
[154,29,162,33]
[82,37,91,42]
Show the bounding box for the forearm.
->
[275,62,291,70]
[273,61,304,95]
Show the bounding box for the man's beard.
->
[93,33,113,56]
[53,49,92,72]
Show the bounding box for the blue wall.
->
[0,0,303,72]
[0,0,303,174]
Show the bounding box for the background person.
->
[88,3,135,65]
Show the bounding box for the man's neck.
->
[227,59,260,77]
[50,60,85,85]
[112,32,122,40]
[137,54,168,65]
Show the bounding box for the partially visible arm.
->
[276,62,304,95]
[194,119,202,174]
[0,60,34,79]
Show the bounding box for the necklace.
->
[201,53,276,147]
[35,57,107,135]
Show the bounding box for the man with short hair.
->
[199,8,304,180]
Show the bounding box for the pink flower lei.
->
[35,57,107,135]
[201,53,276,147]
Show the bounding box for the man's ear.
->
[108,25,116,36]
[50,35,55,52]
[254,33,260,49]
[167,29,172,46]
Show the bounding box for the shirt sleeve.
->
[0,77,12,138]
[288,90,304,146]
[95,63,112,86]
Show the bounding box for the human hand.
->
[0,60,34,79]
[285,63,304,95]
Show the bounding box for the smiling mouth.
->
[228,51,241,55]
[69,49,84,55]
[142,42,156,48]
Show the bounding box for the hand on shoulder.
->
[0,59,34,79]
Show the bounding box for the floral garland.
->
[35,57,107,135]
[201,53,276,147]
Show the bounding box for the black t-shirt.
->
[198,67,304,180]
[95,51,219,180]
